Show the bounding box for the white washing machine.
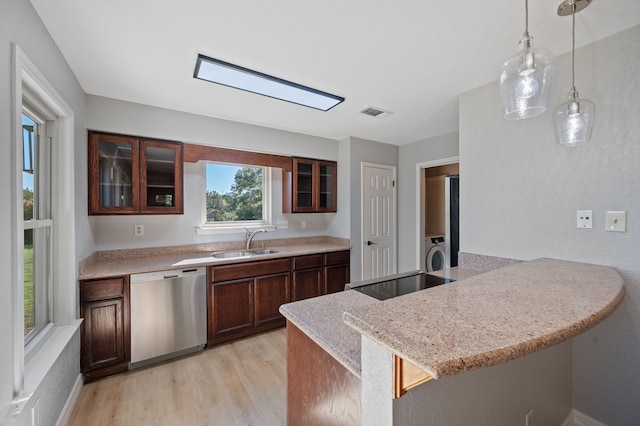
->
[424,236,446,272]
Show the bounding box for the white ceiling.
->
[30,0,640,145]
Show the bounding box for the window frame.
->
[22,110,53,344]
[198,161,273,234]
[11,44,77,408]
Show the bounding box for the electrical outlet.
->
[134,224,144,237]
[526,408,534,426]
[276,219,289,229]
[576,210,593,229]
[300,219,307,230]
[605,210,626,232]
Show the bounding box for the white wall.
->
[0,0,88,423]
[459,25,640,425]
[86,95,349,250]
[397,132,459,273]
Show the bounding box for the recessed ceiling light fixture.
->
[194,54,344,111]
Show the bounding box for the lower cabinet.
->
[292,254,324,302]
[325,250,351,294]
[209,258,290,345]
[211,278,255,337]
[292,250,351,300]
[78,249,350,376]
[256,273,291,325]
[80,277,130,381]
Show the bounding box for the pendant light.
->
[500,0,555,120]
[553,0,595,146]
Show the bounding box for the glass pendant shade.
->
[554,0,595,146]
[500,35,555,120]
[554,89,595,146]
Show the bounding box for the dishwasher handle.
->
[131,267,206,283]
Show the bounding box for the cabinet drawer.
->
[325,250,350,266]
[212,258,291,282]
[81,278,125,302]
[293,254,324,270]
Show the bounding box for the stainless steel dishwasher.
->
[129,267,207,369]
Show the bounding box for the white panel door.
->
[362,163,396,280]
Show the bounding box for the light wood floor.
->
[68,328,287,426]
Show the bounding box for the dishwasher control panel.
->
[130,267,205,283]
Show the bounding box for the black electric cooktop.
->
[346,271,454,301]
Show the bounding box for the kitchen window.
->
[12,44,78,410]
[22,111,52,344]
[202,162,272,230]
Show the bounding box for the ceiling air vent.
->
[359,106,392,119]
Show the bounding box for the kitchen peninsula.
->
[280,257,625,425]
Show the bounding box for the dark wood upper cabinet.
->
[317,160,337,212]
[284,157,337,213]
[88,131,183,215]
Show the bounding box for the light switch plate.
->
[576,210,593,229]
[276,219,289,229]
[605,211,626,232]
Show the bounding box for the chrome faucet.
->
[245,228,267,250]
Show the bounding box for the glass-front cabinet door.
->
[89,133,139,214]
[88,132,183,215]
[140,139,183,214]
[317,161,337,212]
[291,158,337,213]
[293,158,316,212]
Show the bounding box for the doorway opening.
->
[416,158,459,272]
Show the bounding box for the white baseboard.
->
[55,374,83,426]
[562,409,608,426]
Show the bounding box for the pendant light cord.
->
[525,0,529,34]
[571,3,576,91]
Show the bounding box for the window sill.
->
[195,224,277,236]
[13,319,83,414]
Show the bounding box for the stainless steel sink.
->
[251,249,279,255]
[212,250,254,259]
[211,249,279,259]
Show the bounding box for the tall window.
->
[205,162,270,226]
[22,111,52,343]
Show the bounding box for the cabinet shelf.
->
[146,184,176,189]
[99,154,133,161]
[146,158,175,164]
[285,158,337,213]
[99,182,133,187]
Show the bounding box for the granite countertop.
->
[343,258,625,380]
[279,268,483,376]
[78,236,350,280]
[425,266,483,281]
[279,290,378,377]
